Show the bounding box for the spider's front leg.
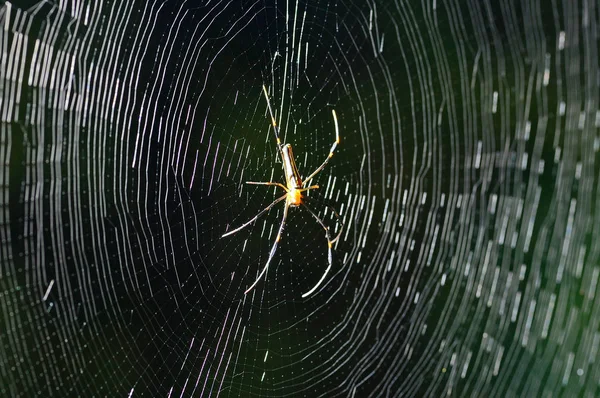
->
[222,181,289,237]
[244,200,290,294]
[222,194,287,237]
[299,202,337,298]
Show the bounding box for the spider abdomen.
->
[281,144,303,189]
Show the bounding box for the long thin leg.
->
[303,109,340,186]
[297,184,319,193]
[222,194,287,237]
[300,203,334,298]
[321,202,344,244]
[262,85,283,147]
[246,181,288,192]
[244,201,290,294]
[304,197,344,243]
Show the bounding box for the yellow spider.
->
[223,85,343,298]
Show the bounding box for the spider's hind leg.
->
[302,109,340,187]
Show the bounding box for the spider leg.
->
[222,194,287,237]
[262,85,283,147]
[299,203,335,298]
[297,184,319,193]
[304,197,344,243]
[320,201,344,244]
[244,200,290,294]
[303,109,340,186]
[246,181,288,192]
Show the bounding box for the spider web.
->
[2,0,600,397]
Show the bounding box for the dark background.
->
[2,0,599,396]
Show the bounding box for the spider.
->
[222,85,343,298]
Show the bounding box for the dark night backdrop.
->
[1,0,599,397]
